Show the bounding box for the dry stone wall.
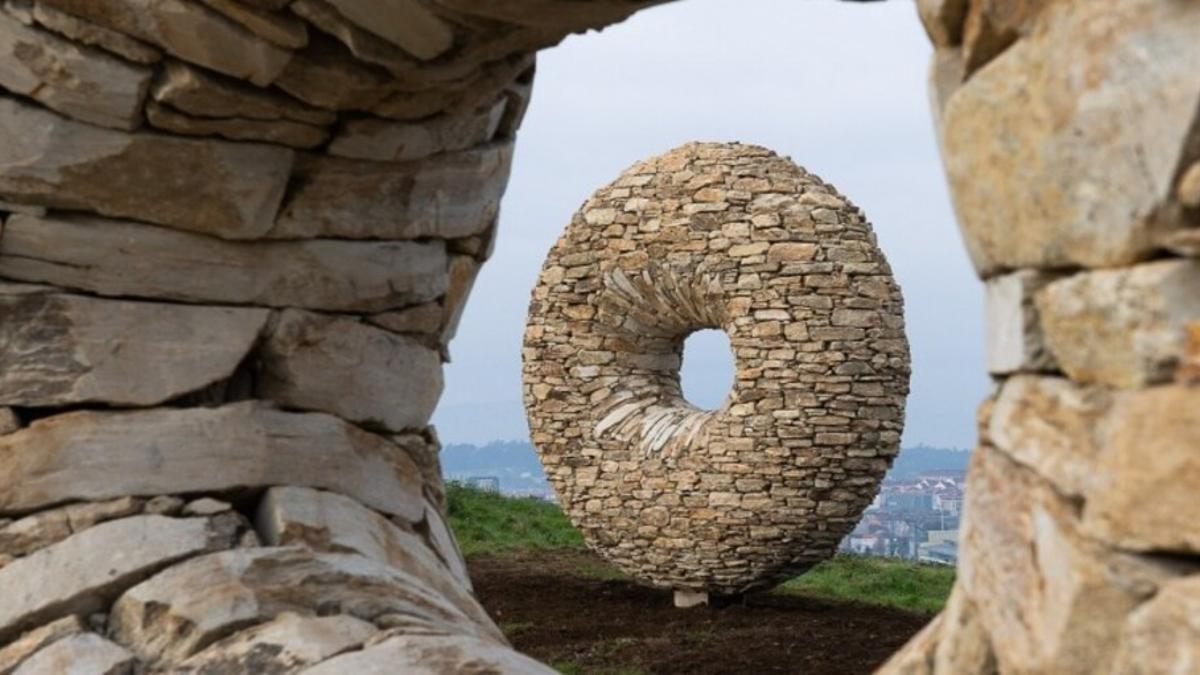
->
[0,0,669,670]
[523,142,910,597]
[879,1,1200,672]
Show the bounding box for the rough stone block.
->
[176,613,376,672]
[0,402,426,521]
[110,548,500,662]
[1111,575,1200,675]
[0,515,230,644]
[255,486,486,626]
[36,0,292,85]
[301,633,557,675]
[267,143,513,240]
[0,97,294,239]
[0,12,150,130]
[0,214,447,312]
[1036,260,1200,388]
[984,268,1057,375]
[959,445,1180,674]
[258,310,443,432]
[328,99,507,162]
[0,615,84,674]
[942,0,1200,275]
[0,285,269,407]
[13,633,134,675]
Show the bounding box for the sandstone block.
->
[1036,261,1200,388]
[0,13,150,130]
[30,3,161,64]
[916,0,967,47]
[1,497,142,559]
[0,515,229,644]
[0,402,426,521]
[150,60,335,126]
[177,613,376,673]
[145,101,327,148]
[959,445,1179,674]
[1111,575,1200,675]
[322,0,453,61]
[986,376,1108,499]
[13,633,133,675]
[36,0,291,85]
[0,97,293,239]
[442,255,481,347]
[267,143,513,240]
[984,270,1057,374]
[1085,385,1200,554]
[0,214,447,312]
[255,487,486,625]
[1180,161,1200,209]
[301,633,556,675]
[942,0,1200,275]
[198,0,308,49]
[0,408,16,435]
[110,547,499,662]
[0,616,84,675]
[421,500,472,591]
[0,285,269,407]
[961,0,1048,76]
[258,310,443,432]
[368,302,444,336]
[328,100,507,162]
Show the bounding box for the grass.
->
[780,554,956,614]
[446,483,953,613]
[445,482,584,557]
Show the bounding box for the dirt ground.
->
[469,550,932,675]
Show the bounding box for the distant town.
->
[443,442,970,565]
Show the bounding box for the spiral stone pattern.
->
[523,142,911,595]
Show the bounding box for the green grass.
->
[445,484,953,613]
[780,554,956,614]
[445,482,584,557]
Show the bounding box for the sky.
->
[433,0,989,450]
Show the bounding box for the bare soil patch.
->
[469,550,932,674]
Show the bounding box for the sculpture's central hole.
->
[679,329,735,411]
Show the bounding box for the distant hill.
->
[887,445,972,480]
[441,441,971,493]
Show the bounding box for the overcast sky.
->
[434,0,988,450]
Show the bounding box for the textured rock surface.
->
[0,616,84,674]
[1111,575,1200,675]
[302,633,557,675]
[176,613,376,672]
[0,403,425,520]
[1037,261,1200,388]
[0,515,231,644]
[255,486,485,623]
[110,547,501,662]
[984,270,1057,374]
[258,310,443,432]
[942,0,1200,275]
[0,285,269,407]
[524,142,910,594]
[0,12,150,130]
[0,98,293,238]
[0,214,447,311]
[13,633,134,675]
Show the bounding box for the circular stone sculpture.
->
[523,142,910,597]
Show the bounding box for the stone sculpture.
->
[0,0,1197,671]
[523,142,910,603]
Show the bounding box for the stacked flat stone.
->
[524,143,910,597]
[0,0,667,670]
[879,1,1200,673]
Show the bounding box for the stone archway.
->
[0,0,1196,672]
